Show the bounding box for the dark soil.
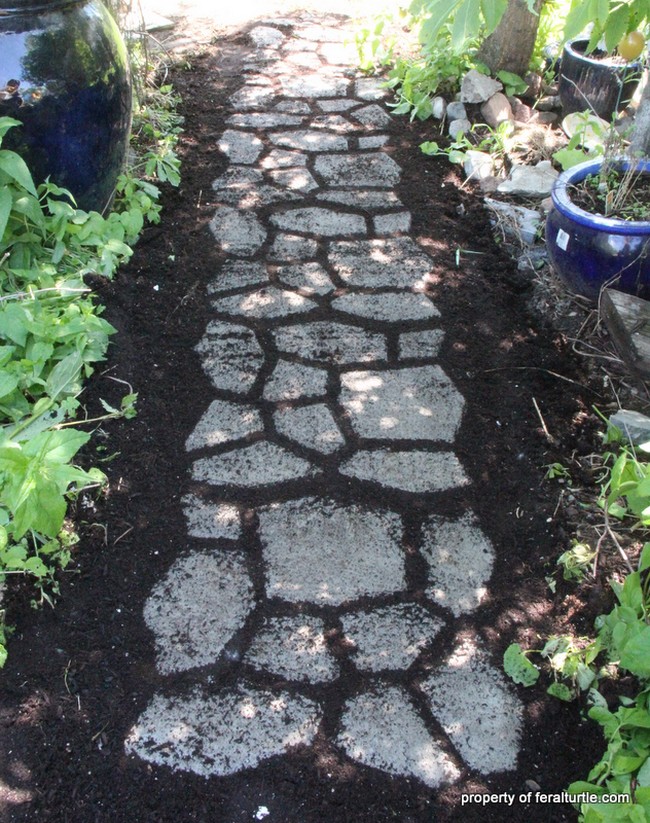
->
[0,20,635,823]
[570,169,650,221]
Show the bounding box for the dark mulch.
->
[0,20,628,823]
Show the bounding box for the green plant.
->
[558,542,598,581]
[420,120,515,171]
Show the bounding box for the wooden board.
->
[601,288,650,379]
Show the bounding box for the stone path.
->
[125,15,522,788]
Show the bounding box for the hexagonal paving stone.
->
[273,321,387,365]
[314,153,401,188]
[195,321,264,394]
[331,292,439,322]
[185,399,262,451]
[212,287,316,320]
[192,442,317,488]
[126,685,321,777]
[274,404,344,453]
[143,550,254,675]
[340,367,465,442]
[328,238,433,288]
[421,513,494,616]
[420,637,522,773]
[258,498,405,605]
[339,450,469,493]
[181,494,240,540]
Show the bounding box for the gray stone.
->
[268,167,319,193]
[273,321,387,365]
[373,212,412,234]
[359,135,389,149]
[484,198,542,245]
[317,190,402,209]
[181,495,240,540]
[431,96,447,119]
[282,38,318,52]
[270,208,366,237]
[258,498,405,605]
[295,25,346,42]
[328,238,432,288]
[274,100,312,114]
[421,638,522,773]
[338,686,461,787]
[207,261,269,296]
[276,262,334,294]
[195,321,263,394]
[143,550,254,675]
[227,112,304,128]
[269,234,319,261]
[212,287,316,320]
[274,404,344,453]
[310,114,358,133]
[280,75,349,98]
[497,160,559,198]
[448,119,471,139]
[460,69,503,104]
[340,366,465,442]
[270,129,348,152]
[320,41,358,64]
[463,150,495,182]
[399,329,445,360]
[245,615,339,683]
[339,450,469,493]
[421,513,494,616]
[185,399,262,451]
[126,685,321,777]
[314,152,401,188]
[228,86,276,111]
[354,77,389,101]
[192,441,316,488]
[352,104,392,129]
[213,165,261,192]
[331,292,439,322]
[610,409,650,445]
[318,99,359,112]
[250,25,285,47]
[446,101,467,121]
[285,51,323,69]
[263,360,328,401]
[341,604,445,672]
[261,149,307,169]
[209,206,266,256]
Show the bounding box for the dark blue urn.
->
[0,0,132,212]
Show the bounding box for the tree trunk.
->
[476,0,544,76]
[631,76,650,158]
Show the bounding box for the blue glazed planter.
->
[0,0,132,213]
[546,158,650,300]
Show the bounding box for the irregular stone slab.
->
[276,262,333,295]
[181,494,240,540]
[280,75,349,98]
[269,167,319,193]
[399,329,445,360]
[126,685,321,777]
[228,86,276,110]
[246,615,338,683]
[227,112,304,129]
[282,38,318,52]
[460,69,503,104]
[274,100,312,114]
[317,190,403,209]
[329,238,433,288]
[314,153,401,188]
[339,450,469,493]
[331,292,439,322]
[296,25,346,42]
[497,160,558,198]
[213,165,262,191]
[352,104,392,129]
[217,130,263,164]
[270,130,348,152]
[143,550,254,675]
[311,115,358,133]
[341,604,445,672]
[250,25,285,47]
[359,135,389,149]
[285,51,323,69]
[261,149,308,169]
[338,686,460,787]
[421,513,494,616]
[340,367,465,442]
[270,207,366,237]
[421,638,522,772]
[354,77,389,101]
[374,212,412,235]
[185,399,262,451]
[239,73,273,86]
[264,359,328,401]
[269,233,319,261]
[212,287,316,320]
[274,404,344,453]
[610,409,650,445]
[213,167,301,208]
[318,99,359,112]
[192,441,316,488]
[320,41,358,64]
[259,498,405,605]
[209,206,266,257]
[207,261,269,296]
[195,321,263,393]
[274,322,387,365]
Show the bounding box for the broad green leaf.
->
[0,371,19,400]
[0,185,12,242]
[547,682,574,701]
[0,150,37,197]
[638,760,650,787]
[503,643,539,685]
[23,428,90,465]
[639,542,650,572]
[620,628,650,678]
[45,352,83,400]
[451,0,481,49]
[604,4,631,52]
[481,0,507,34]
[0,117,21,140]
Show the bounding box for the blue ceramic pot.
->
[0,0,132,212]
[558,39,642,121]
[546,158,650,300]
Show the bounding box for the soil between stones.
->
[0,20,612,823]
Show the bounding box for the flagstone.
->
[185,399,262,451]
[352,104,393,129]
[317,99,358,112]
[280,75,349,98]
[339,450,469,493]
[207,261,269,296]
[212,287,316,319]
[273,321,387,365]
[261,149,308,169]
[374,212,412,234]
[228,86,276,111]
[328,237,433,288]
[250,26,285,47]
[274,404,344,453]
[355,77,390,100]
[314,153,401,187]
[227,112,304,128]
[331,292,439,322]
[217,130,263,164]
[316,190,403,209]
[268,167,319,193]
[263,359,328,401]
[181,495,241,540]
[359,135,390,149]
[275,262,333,294]
[209,206,266,256]
[270,130,348,152]
[268,233,319,261]
[195,321,263,394]
[399,329,446,360]
[270,207,366,237]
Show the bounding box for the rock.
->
[446,101,467,121]
[523,72,543,99]
[449,118,471,139]
[431,96,447,120]
[536,94,561,111]
[509,97,534,123]
[609,410,650,445]
[460,69,503,104]
[480,93,513,128]
[463,150,494,181]
[497,160,559,198]
[484,198,542,246]
[531,110,559,126]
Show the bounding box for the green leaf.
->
[547,682,574,701]
[503,643,540,685]
[45,352,83,401]
[0,185,12,242]
[481,0,508,32]
[620,627,650,678]
[0,150,37,197]
[0,371,19,400]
